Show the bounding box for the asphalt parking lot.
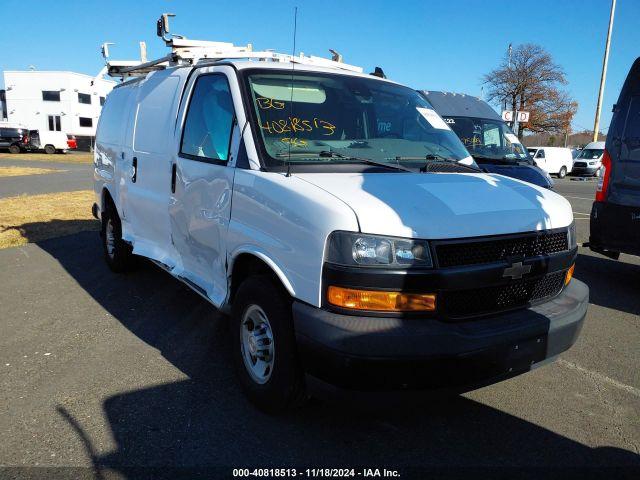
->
[0,157,93,198]
[0,165,639,477]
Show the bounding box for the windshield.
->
[244,70,471,168]
[576,148,604,160]
[444,116,530,162]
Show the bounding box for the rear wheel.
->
[44,144,56,154]
[8,145,21,154]
[232,275,306,413]
[101,206,134,272]
[558,166,567,179]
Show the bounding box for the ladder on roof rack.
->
[102,13,363,79]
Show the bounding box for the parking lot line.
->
[558,359,640,398]
[573,212,591,216]
[563,195,595,201]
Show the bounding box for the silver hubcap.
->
[105,219,116,258]
[240,305,274,384]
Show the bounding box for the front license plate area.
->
[504,336,548,372]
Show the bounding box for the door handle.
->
[131,157,137,183]
[171,163,177,193]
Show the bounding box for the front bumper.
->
[571,165,600,176]
[293,280,588,391]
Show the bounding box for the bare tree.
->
[483,44,578,139]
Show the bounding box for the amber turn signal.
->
[327,286,436,312]
[565,264,575,285]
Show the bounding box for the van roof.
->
[221,60,398,83]
[419,90,502,122]
[113,59,400,88]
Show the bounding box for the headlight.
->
[326,231,433,268]
[589,161,597,166]
[567,222,577,249]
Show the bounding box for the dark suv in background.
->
[589,57,640,259]
[0,125,30,153]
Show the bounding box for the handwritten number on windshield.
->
[260,117,336,136]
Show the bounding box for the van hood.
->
[295,172,573,239]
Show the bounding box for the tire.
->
[558,166,567,179]
[44,144,56,154]
[232,275,306,413]
[8,145,21,154]
[101,206,135,273]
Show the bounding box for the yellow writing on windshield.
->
[260,117,336,136]
[461,137,483,146]
[256,97,285,110]
[280,137,308,147]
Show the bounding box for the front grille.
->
[440,271,566,318]
[574,162,587,168]
[435,231,568,268]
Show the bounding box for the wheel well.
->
[229,254,287,303]
[102,188,115,216]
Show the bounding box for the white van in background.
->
[33,130,73,154]
[572,141,605,176]
[527,147,574,178]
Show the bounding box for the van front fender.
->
[227,246,296,298]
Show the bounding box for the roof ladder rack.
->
[101,13,363,79]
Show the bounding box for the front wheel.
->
[232,276,306,413]
[8,145,21,154]
[558,166,567,179]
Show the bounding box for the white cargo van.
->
[38,130,72,154]
[527,146,574,178]
[28,130,73,154]
[572,141,605,176]
[93,16,588,411]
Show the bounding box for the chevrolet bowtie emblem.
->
[503,261,532,280]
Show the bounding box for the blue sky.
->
[1,0,637,134]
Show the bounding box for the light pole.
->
[593,0,616,142]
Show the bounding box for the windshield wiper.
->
[392,155,481,172]
[472,154,532,166]
[276,151,412,172]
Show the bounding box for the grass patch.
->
[0,152,93,164]
[0,166,65,177]
[0,190,98,249]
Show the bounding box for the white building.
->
[1,70,115,150]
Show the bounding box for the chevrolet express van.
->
[590,57,640,258]
[419,91,553,189]
[93,36,588,411]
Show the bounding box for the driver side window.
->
[181,74,235,163]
